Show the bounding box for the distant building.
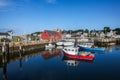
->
[62,33,71,38]
[100,32,105,38]
[0,32,11,42]
[0,32,10,39]
[83,33,88,37]
[13,36,22,42]
[41,30,62,41]
[106,30,115,38]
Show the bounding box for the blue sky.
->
[0,0,120,35]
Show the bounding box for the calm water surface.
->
[0,46,120,80]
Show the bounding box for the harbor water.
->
[0,46,120,80]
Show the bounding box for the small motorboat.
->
[56,40,74,46]
[45,43,55,50]
[78,45,105,52]
[62,55,94,63]
[62,47,94,60]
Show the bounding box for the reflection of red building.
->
[41,49,62,60]
[41,30,62,41]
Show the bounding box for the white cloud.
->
[46,0,56,4]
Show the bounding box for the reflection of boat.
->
[78,45,105,52]
[41,49,62,60]
[62,47,94,60]
[63,59,79,66]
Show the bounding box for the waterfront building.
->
[41,30,62,41]
[0,32,10,42]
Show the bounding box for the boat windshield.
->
[64,47,78,52]
[75,49,77,52]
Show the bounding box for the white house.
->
[0,32,10,39]
[62,33,71,39]
[100,32,105,38]
[83,33,88,37]
[106,30,115,38]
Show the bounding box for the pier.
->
[0,41,56,55]
[94,38,120,47]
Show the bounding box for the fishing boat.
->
[78,45,105,52]
[62,47,94,60]
[56,40,74,46]
[63,55,94,63]
[45,43,55,50]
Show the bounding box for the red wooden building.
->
[41,30,62,41]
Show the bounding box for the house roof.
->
[45,30,58,36]
[0,32,10,36]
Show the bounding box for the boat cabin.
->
[63,47,79,55]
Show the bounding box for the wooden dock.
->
[94,38,120,47]
[0,41,56,55]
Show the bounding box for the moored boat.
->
[63,55,94,63]
[56,40,74,46]
[78,45,105,52]
[62,47,94,60]
[45,43,55,50]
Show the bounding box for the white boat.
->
[79,43,94,48]
[56,46,63,49]
[56,42,63,46]
[79,38,89,42]
[63,47,79,55]
[45,43,55,49]
[56,41,74,46]
[63,42,74,46]
[62,47,94,60]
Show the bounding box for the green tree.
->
[104,27,111,33]
[84,29,89,33]
[114,28,120,35]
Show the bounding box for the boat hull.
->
[56,42,74,46]
[63,51,94,60]
[63,56,94,63]
[78,46,105,52]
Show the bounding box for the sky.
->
[0,0,120,35]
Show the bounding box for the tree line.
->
[62,27,120,35]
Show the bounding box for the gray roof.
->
[0,32,10,36]
[46,30,58,36]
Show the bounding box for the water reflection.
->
[2,55,7,80]
[0,46,115,80]
[111,46,120,50]
[41,48,62,60]
[0,52,23,80]
[0,47,64,80]
[63,57,79,66]
[19,53,22,71]
[62,54,94,67]
[0,50,42,80]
